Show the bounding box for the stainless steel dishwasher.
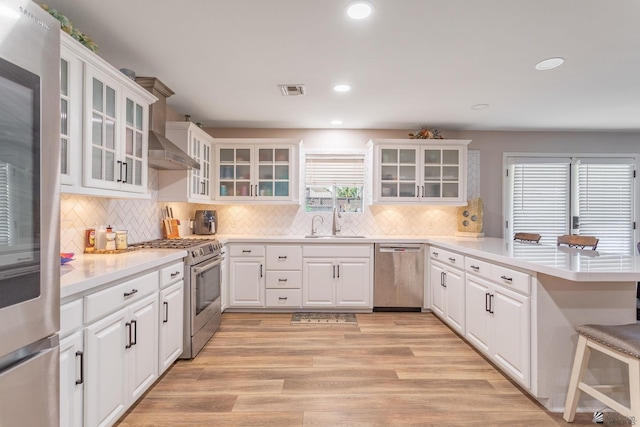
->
[374,243,425,311]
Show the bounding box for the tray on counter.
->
[83,248,139,255]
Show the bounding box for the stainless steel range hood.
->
[136,77,200,170]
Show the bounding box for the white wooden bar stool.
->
[563,323,640,423]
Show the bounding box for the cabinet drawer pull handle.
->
[117,160,123,182]
[124,289,138,297]
[416,185,419,198]
[163,301,169,323]
[485,292,490,312]
[242,250,252,253]
[260,264,263,278]
[421,185,425,198]
[471,265,480,270]
[278,278,288,282]
[201,181,206,195]
[75,351,84,385]
[440,271,446,287]
[333,265,336,279]
[432,252,439,257]
[278,256,287,259]
[255,185,258,197]
[170,271,180,277]
[131,319,137,346]
[125,322,132,349]
[337,265,340,278]
[500,275,513,282]
[489,294,494,314]
[448,257,456,263]
[278,297,288,301]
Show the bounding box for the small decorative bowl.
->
[60,252,75,265]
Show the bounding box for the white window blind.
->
[509,158,570,246]
[575,159,635,254]
[305,153,365,187]
[507,155,637,254]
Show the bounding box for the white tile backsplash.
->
[61,154,479,253]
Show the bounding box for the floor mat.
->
[290,312,357,325]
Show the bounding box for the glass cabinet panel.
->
[257,147,290,198]
[123,96,145,188]
[90,77,118,183]
[378,147,418,199]
[218,147,253,197]
[420,147,461,200]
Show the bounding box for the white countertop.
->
[60,249,186,300]
[427,237,640,282]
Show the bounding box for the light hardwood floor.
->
[115,312,606,426]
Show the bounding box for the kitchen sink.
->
[304,235,367,239]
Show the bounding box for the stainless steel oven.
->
[188,254,222,358]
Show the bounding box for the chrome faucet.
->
[332,207,342,235]
[311,215,324,236]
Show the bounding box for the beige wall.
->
[205,127,640,238]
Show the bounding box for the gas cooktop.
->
[129,238,218,250]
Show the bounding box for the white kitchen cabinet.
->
[302,245,372,309]
[465,257,531,388]
[158,122,214,202]
[159,281,184,373]
[229,245,266,308]
[85,292,158,427]
[59,331,83,427]
[368,139,470,205]
[59,32,156,198]
[215,139,301,203]
[158,261,184,373]
[429,248,465,335]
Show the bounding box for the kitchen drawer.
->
[266,271,302,289]
[303,245,371,258]
[429,247,464,269]
[266,245,302,270]
[465,256,493,280]
[84,271,159,323]
[160,261,184,288]
[265,289,302,308]
[229,245,265,257]
[60,299,83,337]
[491,264,530,295]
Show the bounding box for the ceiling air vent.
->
[278,84,306,96]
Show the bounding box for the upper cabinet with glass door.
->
[214,139,301,203]
[158,122,213,202]
[368,139,471,205]
[59,32,156,198]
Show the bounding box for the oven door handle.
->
[192,256,222,275]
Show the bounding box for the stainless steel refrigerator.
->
[0,0,61,425]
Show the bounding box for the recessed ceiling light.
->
[535,57,565,71]
[333,84,352,92]
[330,120,344,126]
[346,1,374,19]
[471,104,490,110]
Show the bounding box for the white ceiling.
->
[44,0,640,131]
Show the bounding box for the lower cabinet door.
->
[229,257,265,307]
[336,258,370,307]
[464,275,492,354]
[302,259,335,307]
[430,261,446,317]
[492,284,531,388]
[60,331,84,427]
[85,308,128,427]
[159,281,184,373]
[444,266,465,334]
[128,294,159,402]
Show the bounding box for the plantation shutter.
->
[508,157,570,246]
[305,153,365,186]
[574,158,635,254]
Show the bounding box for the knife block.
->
[162,220,180,239]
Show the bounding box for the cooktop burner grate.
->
[129,238,218,250]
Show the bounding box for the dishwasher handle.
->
[378,245,422,253]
